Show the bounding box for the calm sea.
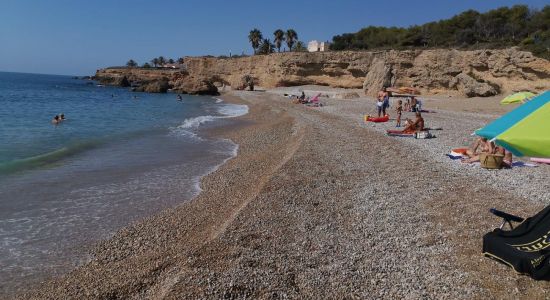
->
[0,72,247,294]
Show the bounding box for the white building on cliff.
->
[307,40,330,52]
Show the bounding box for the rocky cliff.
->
[95,48,549,97]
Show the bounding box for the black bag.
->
[483,205,550,280]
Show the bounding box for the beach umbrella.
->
[500,92,536,105]
[476,90,550,157]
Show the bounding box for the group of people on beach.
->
[377,87,423,128]
[377,87,425,133]
[51,113,66,125]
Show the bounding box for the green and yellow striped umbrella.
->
[477,91,550,157]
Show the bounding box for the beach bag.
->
[414,131,432,139]
[480,153,504,169]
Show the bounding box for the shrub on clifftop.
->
[126,59,138,68]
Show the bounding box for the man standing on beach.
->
[377,87,389,117]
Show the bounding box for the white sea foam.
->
[169,102,248,138]
[217,103,249,117]
[214,97,224,103]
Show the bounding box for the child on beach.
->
[396,100,403,127]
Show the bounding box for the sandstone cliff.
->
[95,48,549,97]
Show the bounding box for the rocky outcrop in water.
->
[95,48,549,97]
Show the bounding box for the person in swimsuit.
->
[466,137,488,158]
[52,115,60,125]
[377,87,389,117]
[462,139,495,164]
[410,96,418,112]
[396,100,403,127]
[401,112,424,133]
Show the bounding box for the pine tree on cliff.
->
[273,29,285,52]
[126,59,138,68]
[177,57,184,64]
[285,29,298,51]
[151,58,159,67]
[158,56,166,67]
[294,41,307,52]
[168,58,175,64]
[248,28,263,54]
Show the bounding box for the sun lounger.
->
[483,206,550,280]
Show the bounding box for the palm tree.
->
[158,56,166,66]
[248,28,263,54]
[126,59,138,68]
[258,39,274,55]
[285,29,298,51]
[151,58,159,67]
[273,29,285,52]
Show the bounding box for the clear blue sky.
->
[0,0,547,75]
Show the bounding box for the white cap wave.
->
[170,102,248,138]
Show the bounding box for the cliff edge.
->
[96,48,549,97]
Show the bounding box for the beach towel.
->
[365,115,390,123]
[386,130,414,137]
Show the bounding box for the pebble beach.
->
[19,89,550,299]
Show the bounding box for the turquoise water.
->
[0,72,247,295]
[0,72,211,173]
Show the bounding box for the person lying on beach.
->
[52,115,60,125]
[401,112,424,133]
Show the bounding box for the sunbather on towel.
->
[466,137,489,157]
[462,140,496,164]
[401,112,424,133]
[495,146,513,168]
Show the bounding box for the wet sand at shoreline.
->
[18,90,550,299]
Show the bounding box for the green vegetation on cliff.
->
[331,5,550,59]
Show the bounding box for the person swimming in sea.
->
[52,115,60,125]
[60,113,65,121]
[177,94,183,101]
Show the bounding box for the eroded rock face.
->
[453,73,499,97]
[172,76,219,95]
[96,48,550,97]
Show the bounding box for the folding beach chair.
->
[483,206,550,280]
